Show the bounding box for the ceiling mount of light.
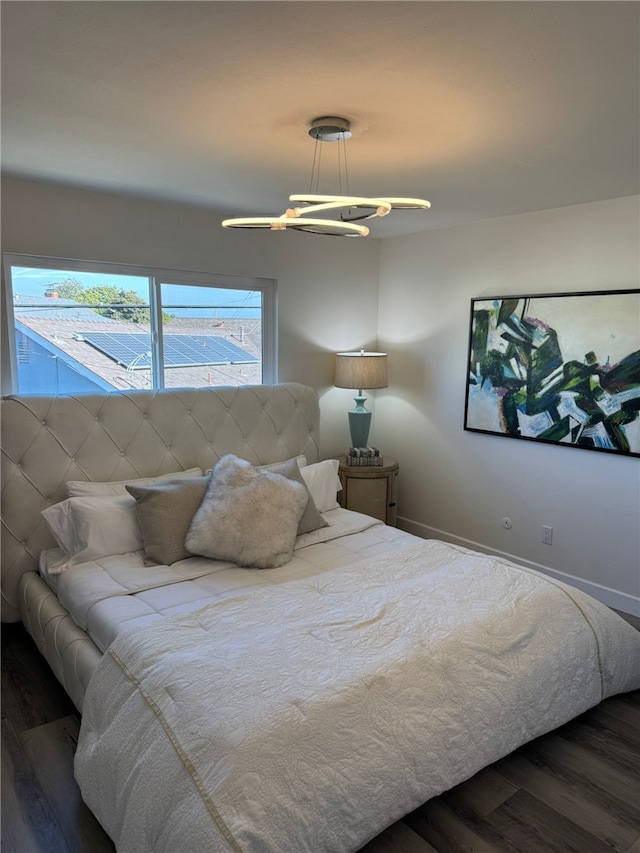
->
[222,116,431,237]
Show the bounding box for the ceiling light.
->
[222,117,430,237]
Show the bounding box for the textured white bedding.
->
[75,537,640,853]
[41,509,419,653]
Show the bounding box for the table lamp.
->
[335,349,388,448]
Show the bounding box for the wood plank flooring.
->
[2,617,639,853]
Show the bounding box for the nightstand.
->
[338,456,398,526]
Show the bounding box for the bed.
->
[2,383,638,853]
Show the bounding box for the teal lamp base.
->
[348,395,372,447]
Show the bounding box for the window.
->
[3,254,276,394]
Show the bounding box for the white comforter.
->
[75,539,640,853]
[45,510,416,653]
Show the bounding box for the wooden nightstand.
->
[338,456,398,526]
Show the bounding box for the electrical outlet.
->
[542,525,553,545]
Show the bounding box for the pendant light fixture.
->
[222,117,430,237]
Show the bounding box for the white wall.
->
[0,177,381,457]
[3,179,638,612]
[377,196,640,613]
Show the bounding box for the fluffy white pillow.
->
[203,456,307,476]
[41,495,143,566]
[186,454,308,569]
[300,459,342,512]
[66,467,203,497]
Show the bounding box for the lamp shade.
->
[335,351,388,391]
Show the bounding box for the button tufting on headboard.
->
[1,383,320,622]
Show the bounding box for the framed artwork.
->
[464,290,640,457]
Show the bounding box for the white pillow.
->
[186,454,308,569]
[261,455,307,472]
[41,495,143,565]
[300,459,342,513]
[66,467,203,497]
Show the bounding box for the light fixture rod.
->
[338,132,350,198]
[309,138,320,195]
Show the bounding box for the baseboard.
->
[398,516,640,618]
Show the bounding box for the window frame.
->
[2,253,277,393]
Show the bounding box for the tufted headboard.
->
[1,383,320,622]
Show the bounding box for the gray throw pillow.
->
[263,458,328,536]
[185,454,308,569]
[126,476,209,565]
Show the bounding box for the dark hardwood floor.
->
[2,616,639,853]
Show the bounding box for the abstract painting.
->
[464,290,640,457]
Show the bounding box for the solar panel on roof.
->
[79,332,258,369]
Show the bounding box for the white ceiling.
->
[2,1,638,237]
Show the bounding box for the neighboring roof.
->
[16,310,263,390]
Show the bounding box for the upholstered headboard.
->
[1,383,320,621]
